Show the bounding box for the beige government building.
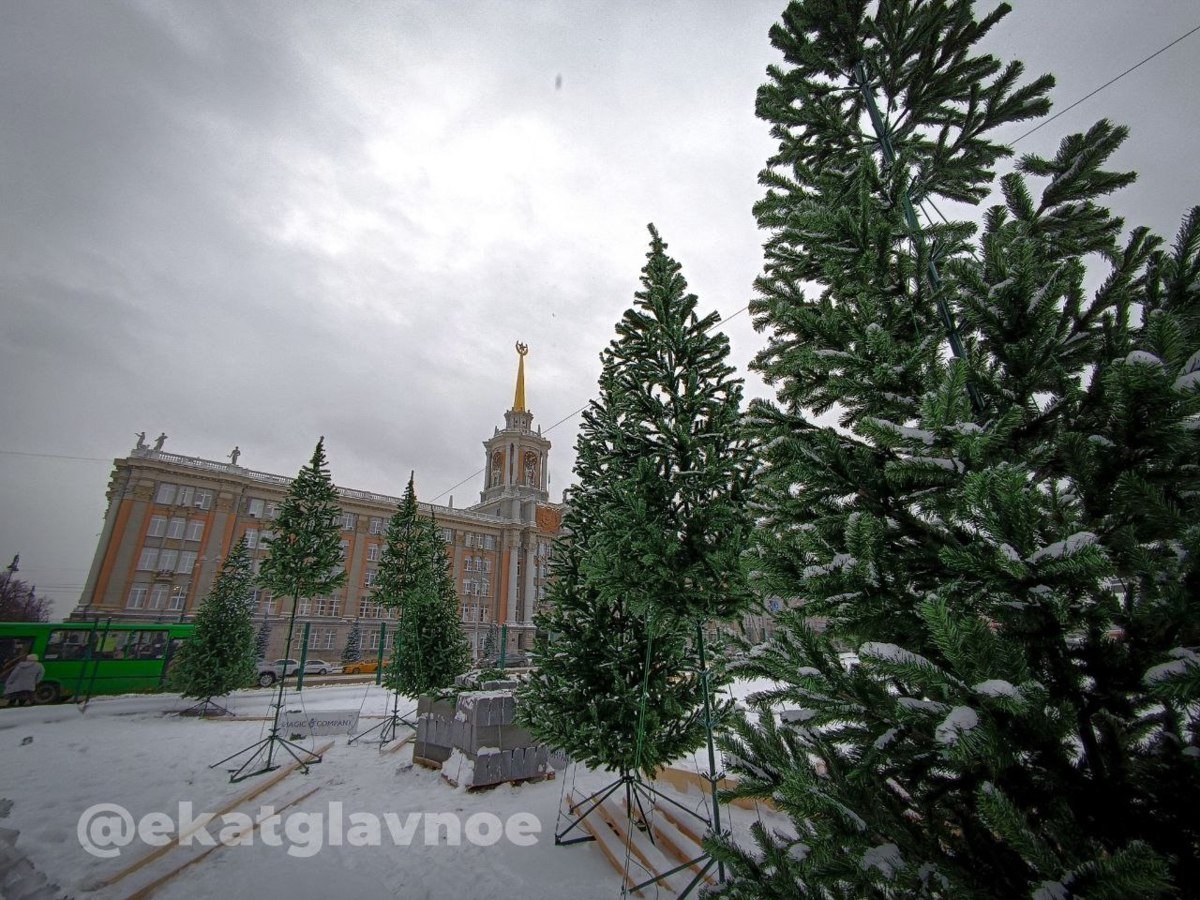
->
[70,347,564,662]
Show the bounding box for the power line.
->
[0,449,112,463]
[1012,23,1200,145]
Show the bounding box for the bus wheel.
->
[34,683,60,704]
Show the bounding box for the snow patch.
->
[860,843,903,880]
[935,706,979,745]
[1028,531,1099,563]
[860,642,932,668]
[1144,648,1199,685]
[1033,881,1069,900]
[1123,350,1163,368]
[973,680,1021,699]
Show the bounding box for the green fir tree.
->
[168,539,257,706]
[254,618,271,660]
[520,225,752,774]
[341,618,363,665]
[374,475,469,697]
[257,437,347,668]
[711,3,1200,898]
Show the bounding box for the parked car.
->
[341,660,380,675]
[255,658,340,686]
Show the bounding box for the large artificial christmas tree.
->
[709,1,1200,896]
[375,475,469,699]
[168,539,257,714]
[215,437,347,780]
[520,225,752,780]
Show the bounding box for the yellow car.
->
[341,660,379,675]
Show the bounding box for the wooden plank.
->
[128,786,320,899]
[94,740,334,889]
[567,791,643,897]
[596,796,676,893]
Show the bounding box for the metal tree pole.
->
[210,592,321,782]
[696,623,725,884]
[852,59,984,416]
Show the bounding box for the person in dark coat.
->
[4,654,44,707]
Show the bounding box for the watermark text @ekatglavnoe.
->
[77,801,542,859]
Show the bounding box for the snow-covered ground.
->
[0,682,784,899]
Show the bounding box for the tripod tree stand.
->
[211,437,348,782]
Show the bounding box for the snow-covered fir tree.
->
[254,618,271,661]
[168,539,257,706]
[257,438,347,661]
[708,2,1200,897]
[341,618,363,665]
[520,225,752,774]
[374,475,469,697]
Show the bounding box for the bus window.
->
[93,631,131,660]
[45,630,92,661]
[127,631,169,660]
[0,636,36,679]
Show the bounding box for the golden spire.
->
[513,342,529,412]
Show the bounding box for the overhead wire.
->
[1011,22,1200,146]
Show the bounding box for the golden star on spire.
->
[513,342,528,412]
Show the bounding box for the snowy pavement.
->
[0,680,787,898]
[0,686,621,899]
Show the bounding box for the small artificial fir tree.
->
[341,618,363,665]
[519,225,753,776]
[257,438,347,667]
[709,2,1200,897]
[374,474,469,698]
[254,618,271,661]
[168,539,257,710]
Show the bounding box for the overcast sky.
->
[1,1,1197,618]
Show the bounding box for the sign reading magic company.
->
[280,709,360,737]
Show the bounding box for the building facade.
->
[71,348,564,662]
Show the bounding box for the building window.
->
[138,548,160,571]
[167,517,186,540]
[155,483,177,505]
[177,486,194,507]
[185,521,204,542]
[339,513,357,531]
[368,630,381,651]
[484,535,497,551]
[367,544,380,562]
[315,598,341,617]
[127,586,148,609]
[265,502,278,519]
[260,596,276,616]
[441,527,453,543]
[147,516,167,538]
[339,539,349,560]
[245,528,259,549]
[195,490,213,510]
[369,517,384,535]
[247,498,264,518]
[159,549,179,572]
[298,599,311,616]
[364,570,376,587]
[149,584,170,610]
[177,551,197,574]
[168,586,186,611]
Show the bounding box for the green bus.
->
[0,621,194,704]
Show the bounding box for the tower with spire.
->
[474,342,552,522]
